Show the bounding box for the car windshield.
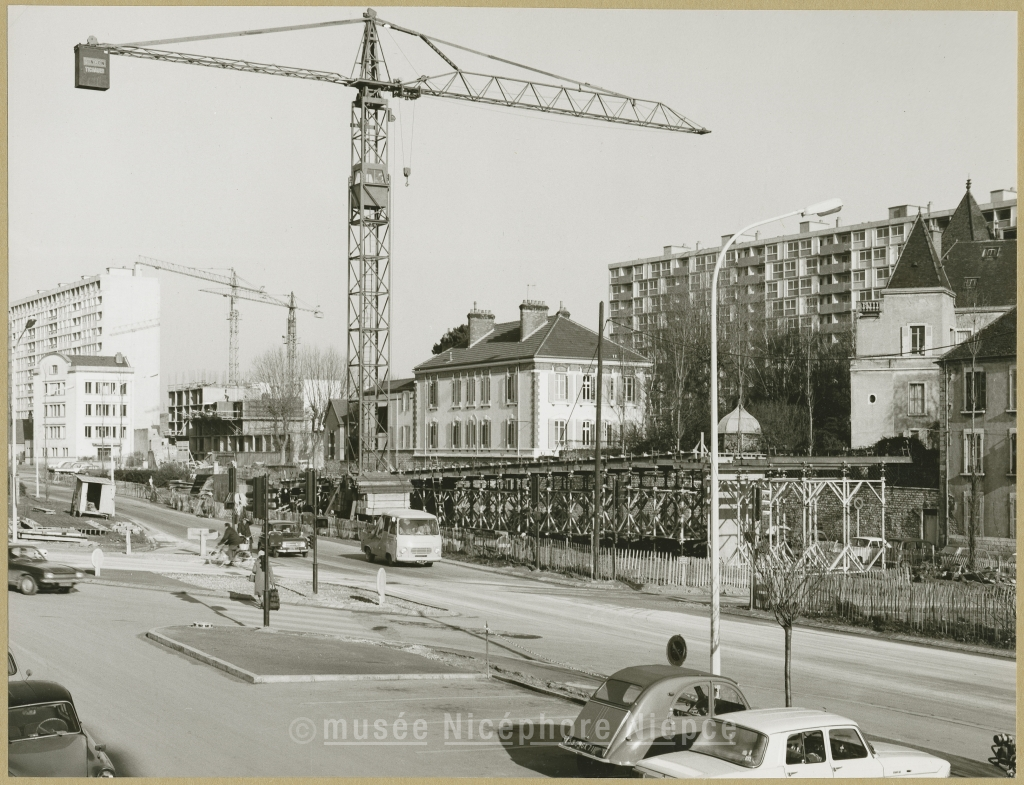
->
[9,702,81,741]
[271,524,298,535]
[593,679,644,707]
[398,519,439,536]
[689,719,769,769]
[10,547,45,562]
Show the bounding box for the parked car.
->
[633,707,950,778]
[51,461,97,476]
[559,664,750,775]
[259,521,309,557]
[8,678,115,777]
[8,649,29,681]
[361,508,442,566]
[7,545,84,595]
[849,537,889,565]
[889,538,937,567]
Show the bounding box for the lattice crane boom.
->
[84,9,709,472]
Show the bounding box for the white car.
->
[633,708,950,778]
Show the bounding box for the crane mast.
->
[349,10,392,472]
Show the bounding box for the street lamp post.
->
[9,318,37,542]
[708,199,841,675]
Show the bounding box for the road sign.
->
[376,567,386,605]
[666,634,688,666]
[91,548,104,578]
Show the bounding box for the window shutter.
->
[979,372,987,411]
[962,490,970,526]
[962,432,969,472]
[924,325,933,355]
[900,326,910,356]
[548,420,556,450]
[547,374,556,404]
[575,419,583,445]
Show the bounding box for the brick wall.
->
[775,485,940,544]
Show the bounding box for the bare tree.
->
[752,545,825,706]
[299,345,346,468]
[246,347,301,463]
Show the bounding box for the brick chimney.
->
[467,302,495,346]
[519,300,549,341]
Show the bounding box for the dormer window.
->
[982,247,1000,259]
[964,277,979,290]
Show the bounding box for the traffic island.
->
[148,625,486,683]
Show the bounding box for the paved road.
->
[9,583,581,777]
[15,479,1016,772]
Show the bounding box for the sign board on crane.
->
[74,44,109,90]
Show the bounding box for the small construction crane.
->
[133,255,320,388]
[201,288,323,458]
[80,11,709,472]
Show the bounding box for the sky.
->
[7,6,1017,382]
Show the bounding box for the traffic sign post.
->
[376,567,386,606]
[188,527,215,557]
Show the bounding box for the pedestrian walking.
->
[251,549,275,607]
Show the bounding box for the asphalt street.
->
[11,479,1016,775]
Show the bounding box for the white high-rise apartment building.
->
[9,267,160,431]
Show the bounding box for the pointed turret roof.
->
[941,179,993,247]
[886,216,951,291]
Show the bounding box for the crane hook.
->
[403,166,411,187]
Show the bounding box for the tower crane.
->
[78,10,709,472]
[201,288,323,460]
[133,255,320,387]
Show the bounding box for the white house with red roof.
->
[412,301,650,463]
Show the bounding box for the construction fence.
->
[754,571,1016,647]
[440,527,751,589]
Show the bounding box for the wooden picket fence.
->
[756,571,1015,646]
[441,527,750,589]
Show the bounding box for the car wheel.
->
[19,575,38,596]
[385,553,393,566]
[58,586,73,594]
[365,548,375,563]
[425,562,434,568]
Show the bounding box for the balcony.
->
[819,301,853,315]
[818,281,851,296]
[819,241,852,256]
[819,260,851,276]
[858,300,881,317]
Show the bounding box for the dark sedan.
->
[8,679,115,777]
[8,545,84,595]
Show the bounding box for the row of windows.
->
[551,373,635,404]
[428,372,516,408]
[424,419,619,450]
[89,426,127,438]
[84,382,127,395]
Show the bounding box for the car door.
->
[784,730,833,778]
[8,549,27,586]
[826,727,882,777]
[711,682,747,716]
[370,517,386,558]
[652,680,711,754]
[385,517,398,559]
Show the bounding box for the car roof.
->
[9,680,75,708]
[714,707,855,735]
[607,664,728,687]
[379,508,437,520]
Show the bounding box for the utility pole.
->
[592,301,604,580]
